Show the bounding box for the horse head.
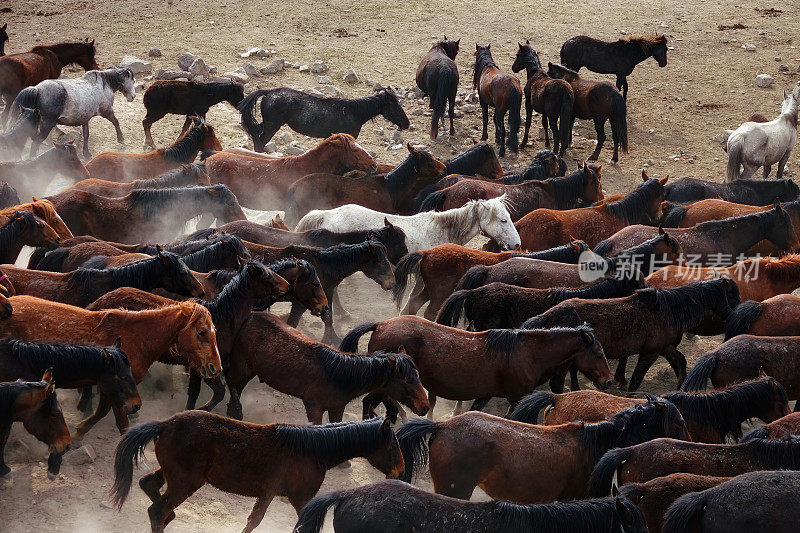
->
[440,36,460,60]
[476,196,520,250]
[380,87,410,130]
[176,303,221,379]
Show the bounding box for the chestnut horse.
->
[0,210,60,263]
[111,415,404,531]
[726,294,800,339]
[742,412,800,441]
[512,41,574,155]
[512,375,790,443]
[85,118,221,181]
[0,295,221,440]
[340,317,612,416]
[588,436,800,496]
[416,37,460,139]
[0,40,98,125]
[419,163,603,219]
[508,174,666,251]
[295,480,647,533]
[397,400,687,503]
[68,163,209,197]
[204,133,377,210]
[224,311,430,422]
[522,277,741,392]
[547,62,628,163]
[0,197,73,239]
[0,371,71,479]
[473,44,522,157]
[392,241,589,320]
[285,143,446,224]
[48,184,246,243]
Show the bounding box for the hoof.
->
[47,471,57,481]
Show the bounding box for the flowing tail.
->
[661,204,688,228]
[454,265,489,291]
[396,417,438,482]
[435,289,470,327]
[610,92,628,154]
[680,352,717,391]
[587,447,633,497]
[662,490,709,533]
[507,88,522,152]
[339,321,378,353]
[237,89,270,150]
[110,421,162,510]
[293,491,343,533]
[592,239,613,257]
[726,141,743,182]
[509,390,556,424]
[559,92,574,153]
[391,251,422,306]
[10,86,38,119]
[724,301,762,340]
[418,189,447,212]
[431,68,456,137]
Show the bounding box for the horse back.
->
[0,50,61,93]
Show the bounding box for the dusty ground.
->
[1,0,798,531]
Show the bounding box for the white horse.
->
[726,85,800,182]
[296,195,521,251]
[12,66,136,158]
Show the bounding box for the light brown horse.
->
[474,44,522,157]
[85,119,221,181]
[725,293,800,338]
[204,133,378,210]
[0,197,73,239]
[0,295,221,440]
[67,163,209,197]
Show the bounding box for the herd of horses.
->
[0,24,798,533]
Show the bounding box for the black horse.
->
[501,149,565,184]
[416,37,460,140]
[142,80,244,149]
[295,480,647,533]
[239,87,410,151]
[0,23,7,57]
[560,35,668,100]
[664,177,800,205]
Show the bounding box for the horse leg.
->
[103,110,125,145]
[30,117,57,158]
[494,110,506,157]
[777,152,791,180]
[427,391,437,420]
[549,114,560,156]
[330,285,352,320]
[541,114,550,148]
[448,92,456,136]
[139,469,166,504]
[148,479,203,533]
[616,75,627,100]
[226,381,245,420]
[303,402,325,425]
[320,310,341,346]
[740,162,758,180]
[569,365,581,391]
[327,404,346,424]
[185,369,202,410]
[480,100,489,142]
[763,164,772,180]
[622,78,629,101]
[80,123,92,158]
[180,115,193,136]
[661,345,688,388]
[615,357,629,391]
[627,351,660,393]
[401,281,428,315]
[241,495,275,533]
[77,386,94,415]
[589,118,606,162]
[549,371,567,394]
[142,111,165,149]
[0,423,11,477]
[196,375,226,412]
[74,393,113,443]
[469,397,492,412]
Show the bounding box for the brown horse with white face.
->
[474,45,522,158]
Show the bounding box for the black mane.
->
[203,260,268,322]
[548,166,594,209]
[164,122,214,163]
[511,240,589,264]
[442,143,493,176]
[317,240,388,279]
[179,234,249,271]
[486,324,594,360]
[0,211,37,253]
[69,251,187,293]
[637,277,739,331]
[493,496,643,533]
[605,179,663,224]
[312,344,419,393]
[547,275,644,306]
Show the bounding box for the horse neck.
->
[433,203,481,245]
[111,306,189,379]
[385,156,417,197]
[473,55,496,88]
[720,213,777,251]
[347,94,386,123]
[781,98,799,128]
[621,40,651,67]
[205,272,258,330]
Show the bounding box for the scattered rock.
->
[154,69,193,80]
[188,57,209,78]
[775,57,783,62]
[119,55,152,75]
[316,75,332,84]
[755,73,774,87]
[462,103,476,114]
[310,60,329,74]
[343,67,359,84]
[465,91,479,104]
[148,47,162,58]
[410,86,425,99]
[321,85,343,97]
[65,444,96,465]
[275,131,295,145]
[239,47,264,58]
[453,108,463,118]
[411,108,424,116]
[742,43,756,52]
[260,59,284,75]
[223,71,248,84]
[264,141,278,153]
[779,64,790,72]
[241,63,259,77]
[177,52,201,71]
[298,64,310,73]
[285,142,305,156]
[391,131,404,144]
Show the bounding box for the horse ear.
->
[580,328,593,345]
[759,366,768,378]
[101,348,113,364]
[181,164,190,170]
[519,42,524,49]
[614,497,628,518]
[206,187,220,196]
[90,39,95,46]
[397,346,407,354]
[384,217,392,227]
[114,337,122,349]
[476,43,480,51]
[642,169,649,181]
[594,165,602,174]
[381,418,391,433]
[659,177,669,185]
[526,39,530,45]
[407,142,419,156]
[1,24,6,31]
[455,38,460,46]
[386,354,398,370]
[41,368,54,384]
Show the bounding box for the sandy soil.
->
[1,0,798,531]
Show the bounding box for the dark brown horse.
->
[397,399,687,503]
[547,62,627,163]
[522,277,741,392]
[85,118,222,181]
[295,480,647,533]
[512,41,574,155]
[0,40,98,125]
[68,163,209,197]
[416,37,460,139]
[111,414,405,531]
[560,35,668,100]
[0,370,71,479]
[664,176,800,205]
[419,163,603,219]
[725,294,800,339]
[224,311,430,422]
[285,143,446,224]
[474,44,522,157]
[742,412,800,441]
[340,317,612,417]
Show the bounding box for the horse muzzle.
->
[125,398,142,415]
[312,304,329,317]
[593,379,613,391]
[411,402,430,417]
[202,363,220,379]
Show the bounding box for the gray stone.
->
[463,103,476,114]
[779,64,790,72]
[392,131,404,144]
[285,143,305,155]
[154,69,194,80]
[177,52,201,71]
[65,444,96,465]
[343,67,359,84]
[188,57,209,78]
[120,55,152,75]
[742,43,756,52]
[310,60,329,74]
[453,108,463,118]
[298,64,310,73]
[321,85,343,97]
[303,87,324,97]
[224,71,248,84]
[260,59,284,75]
[465,91,479,104]
[275,131,295,145]
[316,75,332,84]
[411,108,424,116]
[410,86,425,99]
[264,141,278,153]
[755,73,774,87]
[148,47,162,58]
[241,63,259,77]
[239,47,264,58]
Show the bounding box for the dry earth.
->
[0,0,798,531]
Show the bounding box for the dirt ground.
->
[1,0,798,531]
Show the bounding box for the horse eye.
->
[500,219,508,224]
[198,330,207,337]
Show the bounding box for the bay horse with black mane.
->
[512,375,790,443]
[547,62,628,163]
[294,479,647,533]
[0,40,98,125]
[663,176,800,205]
[416,37,460,140]
[85,117,221,181]
[474,44,522,157]
[560,35,668,100]
[522,277,741,392]
[239,86,409,151]
[0,370,71,479]
[68,163,209,197]
[742,412,800,441]
[440,142,503,179]
[111,415,405,532]
[725,294,800,339]
[142,80,244,149]
[397,399,687,503]
[512,41,574,156]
